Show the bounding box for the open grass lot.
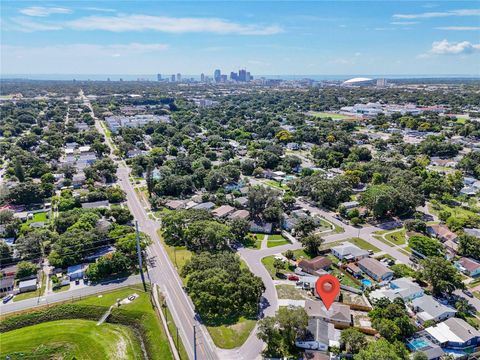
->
[262,255,295,280]
[0,319,143,360]
[276,284,311,300]
[385,229,406,245]
[321,238,380,253]
[20,211,50,231]
[267,234,291,248]
[307,111,355,120]
[428,201,478,220]
[265,179,289,190]
[2,285,173,360]
[206,317,256,349]
[157,229,193,272]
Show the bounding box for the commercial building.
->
[105,114,171,133]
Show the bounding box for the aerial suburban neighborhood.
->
[1,72,480,360]
[1,1,480,360]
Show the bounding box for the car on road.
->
[2,294,14,303]
[463,289,474,298]
[288,274,299,281]
[368,250,374,255]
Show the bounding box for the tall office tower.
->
[157,73,162,81]
[177,73,182,82]
[171,74,176,82]
[238,69,247,82]
[214,69,221,82]
[230,72,238,81]
[246,72,251,82]
[200,73,205,82]
[221,74,227,82]
[376,78,387,87]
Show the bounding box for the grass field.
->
[321,238,380,253]
[265,180,289,190]
[1,319,143,360]
[267,234,291,248]
[157,230,193,272]
[206,317,256,349]
[262,255,295,279]
[308,111,355,120]
[2,285,173,360]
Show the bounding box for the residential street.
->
[85,92,218,360]
[0,275,142,314]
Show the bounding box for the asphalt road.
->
[85,92,218,360]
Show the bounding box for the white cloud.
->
[436,26,480,31]
[84,7,116,13]
[394,9,480,19]
[390,21,418,25]
[19,6,72,17]
[11,17,63,31]
[9,14,283,35]
[429,39,480,55]
[65,15,283,35]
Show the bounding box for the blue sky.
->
[1,1,480,76]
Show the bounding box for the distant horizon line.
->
[1,73,479,81]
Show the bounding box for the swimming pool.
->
[408,339,429,350]
[361,279,372,286]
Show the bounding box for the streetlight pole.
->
[135,221,147,291]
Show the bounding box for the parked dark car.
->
[2,294,14,304]
[463,289,474,298]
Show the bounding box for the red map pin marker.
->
[315,274,340,310]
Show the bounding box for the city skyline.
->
[1,1,480,76]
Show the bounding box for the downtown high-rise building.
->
[171,74,176,82]
[238,69,247,82]
[214,69,221,82]
[200,73,205,82]
[157,73,162,81]
[177,73,182,82]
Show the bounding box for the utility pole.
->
[193,324,197,360]
[135,221,147,291]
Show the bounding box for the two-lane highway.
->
[83,91,218,360]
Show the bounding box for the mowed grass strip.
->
[0,319,143,360]
[206,317,256,349]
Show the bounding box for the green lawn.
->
[53,284,71,293]
[321,238,380,253]
[74,285,173,360]
[265,180,289,190]
[267,234,291,248]
[308,111,355,120]
[206,317,256,349]
[262,255,294,279]
[385,229,406,245]
[331,268,362,289]
[157,230,193,272]
[0,319,143,360]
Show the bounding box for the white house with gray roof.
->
[411,295,456,324]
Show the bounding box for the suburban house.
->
[345,263,362,278]
[330,243,369,261]
[18,278,38,293]
[67,264,85,281]
[411,295,457,324]
[250,220,273,234]
[426,224,458,242]
[454,257,480,277]
[304,300,352,328]
[229,209,249,220]
[0,277,14,296]
[192,202,216,211]
[212,205,235,218]
[370,277,424,302]
[295,318,340,352]
[357,258,393,282]
[165,200,186,210]
[298,256,332,276]
[424,318,480,353]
